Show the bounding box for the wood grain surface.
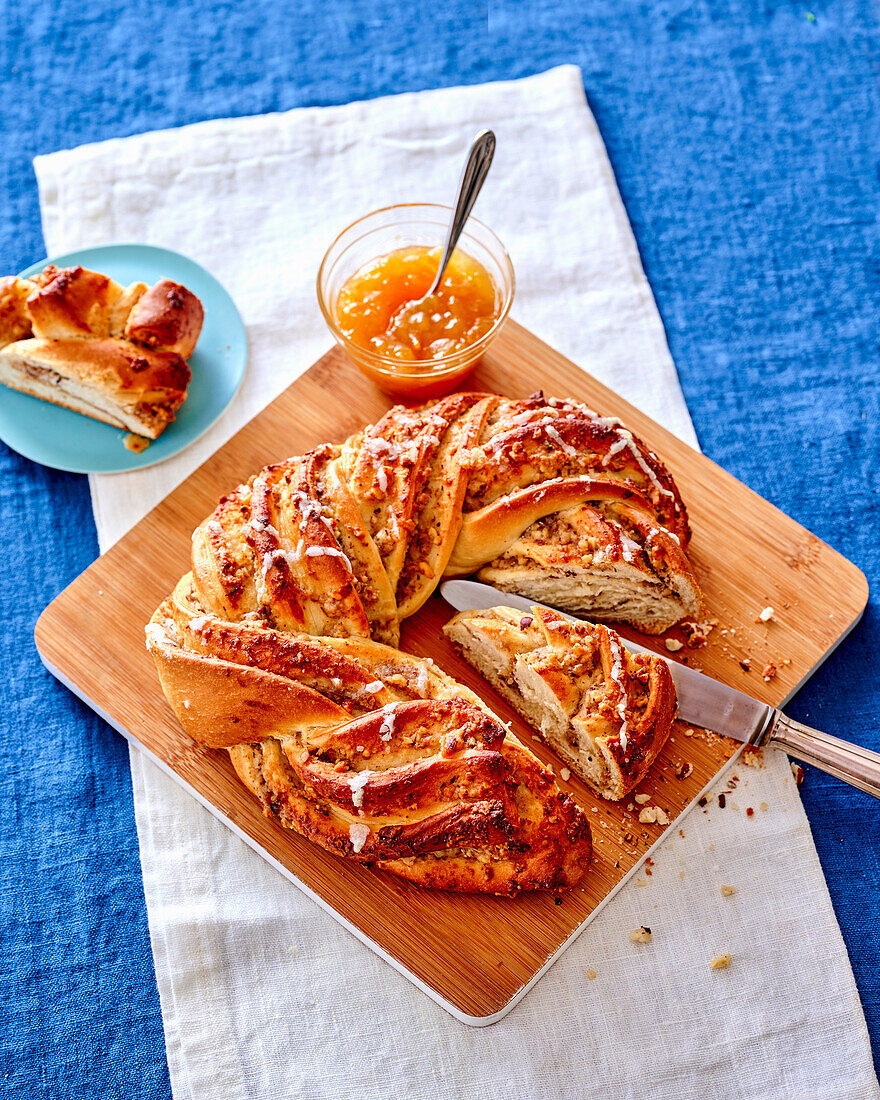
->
[35,320,868,1020]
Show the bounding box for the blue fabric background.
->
[1,2,878,1095]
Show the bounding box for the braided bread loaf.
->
[148,577,591,894]
[147,390,699,893]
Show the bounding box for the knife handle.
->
[768,713,880,800]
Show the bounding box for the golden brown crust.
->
[0,264,202,439]
[0,277,36,347]
[124,278,204,358]
[443,606,677,800]
[0,337,191,437]
[146,597,591,894]
[147,389,702,891]
[26,265,124,339]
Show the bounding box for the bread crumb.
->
[665,638,684,652]
[587,968,597,979]
[638,806,658,824]
[710,953,732,970]
[762,662,777,682]
[679,870,685,879]
[683,727,694,737]
[759,801,769,811]
[757,606,775,622]
[634,793,652,804]
[720,885,737,897]
[629,926,652,944]
[636,877,646,886]
[560,767,571,781]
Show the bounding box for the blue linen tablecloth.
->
[2,2,878,1095]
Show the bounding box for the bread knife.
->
[439,579,880,800]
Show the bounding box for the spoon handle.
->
[427,129,497,298]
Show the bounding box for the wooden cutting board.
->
[35,320,868,1023]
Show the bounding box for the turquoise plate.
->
[1,243,247,473]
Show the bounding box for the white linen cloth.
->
[35,66,878,1100]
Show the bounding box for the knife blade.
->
[439,579,880,800]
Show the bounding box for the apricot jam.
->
[335,245,499,364]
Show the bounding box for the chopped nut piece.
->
[791,763,805,785]
[675,761,693,780]
[638,806,658,824]
[762,662,777,682]
[655,807,670,826]
[710,953,732,970]
[519,616,533,630]
[720,885,737,897]
[718,793,726,808]
[629,926,652,944]
[739,659,751,671]
[634,793,652,805]
[560,767,571,782]
[665,638,684,652]
[757,606,775,622]
[587,968,597,980]
[759,801,769,812]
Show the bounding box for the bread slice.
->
[0,264,202,441]
[444,605,677,800]
[0,337,191,438]
[471,503,701,635]
[124,278,204,358]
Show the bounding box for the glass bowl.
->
[316,203,515,400]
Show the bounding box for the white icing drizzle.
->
[606,632,629,752]
[539,418,577,457]
[304,545,352,571]
[330,677,342,688]
[602,437,629,464]
[144,622,172,647]
[364,680,384,694]
[415,660,429,697]
[363,435,397,460]
[378,703,397,742]
[284,545,303,566]
[619,531,643,563]
[349,822,371,853]
[376,466,388,493]
[182,699,191,709]
[248,517,281,538]
[188,616,210,632]
[348,771,372,808]
[206,520,223,536]
[292,489,325,526]
[601,427,673,500]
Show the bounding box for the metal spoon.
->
[390,129,496,328]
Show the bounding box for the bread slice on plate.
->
[444,604,677,800]
[0,264,202,441]
[0,337,191,439]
